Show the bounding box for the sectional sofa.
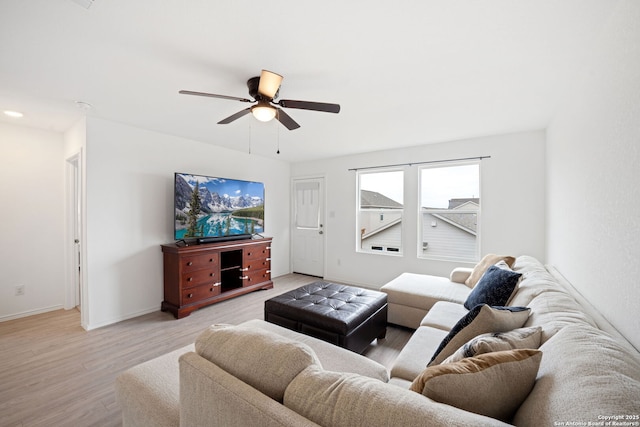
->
[115,255,640,426]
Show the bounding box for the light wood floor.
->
[0,274,412,427]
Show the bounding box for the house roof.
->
[432,212,477,234]
[0,1,620,162]
[424,198,478,233]
[448,198,480,209]
[361,190,403,209]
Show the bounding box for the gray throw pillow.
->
[428,305,531,366]
[442,326,542,364]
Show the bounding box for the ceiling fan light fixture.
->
[3,110,23,118]
[251,103,277,122]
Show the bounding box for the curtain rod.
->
[347,156,491,172]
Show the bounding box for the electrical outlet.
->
[15,284,25,296]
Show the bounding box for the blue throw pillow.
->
[463,265,522,310]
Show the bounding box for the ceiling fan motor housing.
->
[247,76,277,100]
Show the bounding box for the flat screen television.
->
[174,173,264,242]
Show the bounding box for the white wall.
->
[292,130,546,288]
[84,118,291,329]
[0,123,66,320]
[546,0,640,350]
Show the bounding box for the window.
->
[419,162,480,261]
[357,169,403,254]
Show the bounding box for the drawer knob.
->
[239,267,249,272]
[187,262,193,266]
[187,293,193,298]
[209,273,214,277]
[266,246,271,250]
[187,277,193,282]
[209,258,213,262]
[266,258,271,261]
[213,282,221,287]
[240,275,249,280]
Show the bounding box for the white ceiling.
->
[0,0,619,162]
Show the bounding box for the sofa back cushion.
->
[195,324,321,402]
[284,366,509,427]
[514,324,640,426]
[509,256,597,343]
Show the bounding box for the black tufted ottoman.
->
[264,281,387,353]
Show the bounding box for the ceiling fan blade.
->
[258,70,283,99]
[278,99,340,113]
[179,90,252,103]
[218,107,252,124]
[275,108,300,130]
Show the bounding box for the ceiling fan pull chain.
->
[276,115,281,154]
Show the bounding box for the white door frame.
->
[291,176,326,277]
[65,150,89,329]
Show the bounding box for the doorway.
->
[291,177,325,277]
[65,152,86,327]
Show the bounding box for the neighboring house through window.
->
[357,170,403,254]
[419,162,480,262]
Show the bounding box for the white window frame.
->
[418,161,480,262]
[356,168,404,256]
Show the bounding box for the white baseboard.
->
[0,305,64,323]
[322,275,382,291]
[83,306,159,331]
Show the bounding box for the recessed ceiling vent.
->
[70,0,95,9]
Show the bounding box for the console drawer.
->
[243,244,271,261]
[181,253,219,272]
[241,268,271,286]
[182,283,221,303]
[181,268,218,289]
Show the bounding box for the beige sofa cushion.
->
[285,366,510,427]
[381,272,472,311]
[465,254,516,288]
[420,301,470,331]
[241,319,389,382]
[390,326,450,381]
[514,325,640,426]
[410,349,542,422]
[429,305,531,366]
[195,324,321,402]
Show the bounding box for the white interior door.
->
[292,178,325,277]
[66,154,83,311]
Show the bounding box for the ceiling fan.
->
[179,70,340,130]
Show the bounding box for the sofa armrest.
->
[450,267,474,285]
[179,352,320,427]
[115,345,192,427]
